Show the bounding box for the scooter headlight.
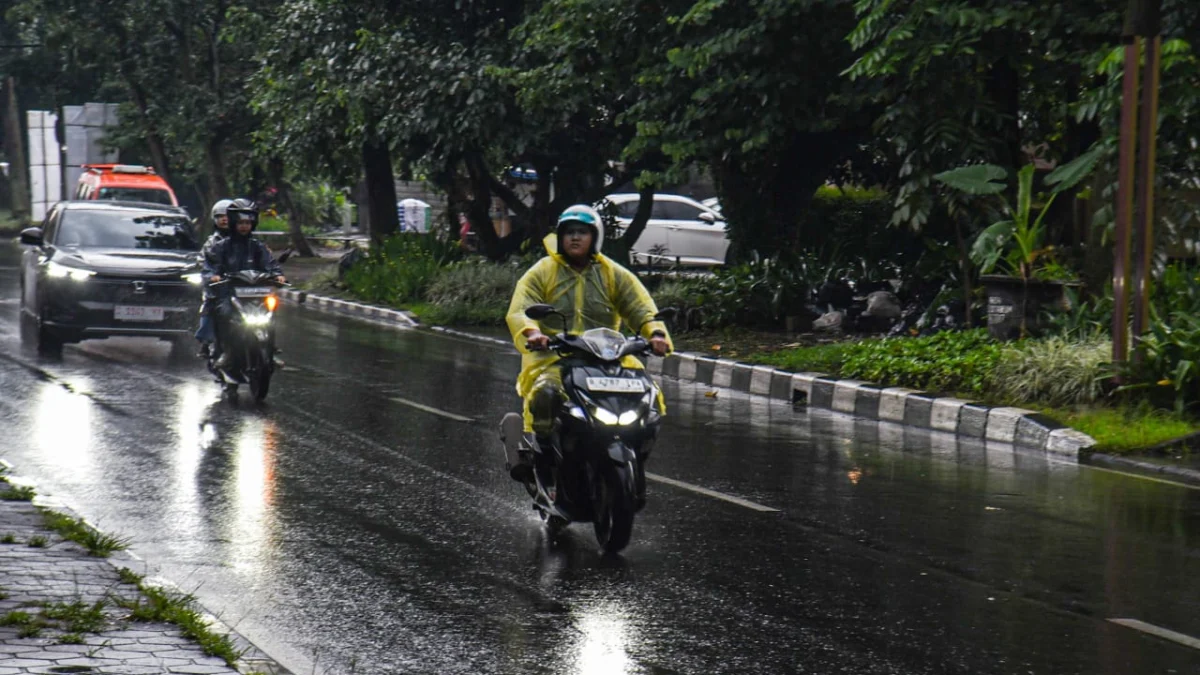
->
[243,313,273,327]
[618,410,641,426]
[592,407,620,426]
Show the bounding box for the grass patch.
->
[1,485,36,501]
[1,609,46,637]
[115,584,245,666]
[1,533,16,544]
[27,535,47,548]
[117,567,143,585]
[1038,405,1198,454]
[58,632,85,645]
[42,599,109,634]
[40,510,129,557]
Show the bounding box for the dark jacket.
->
[203,232,282,279]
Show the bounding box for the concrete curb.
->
[1,458,294,675]
[278,288,418,328]
[283,290,1099,458]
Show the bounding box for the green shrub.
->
[838,329,1005,396]
[257,214,320,237]
[1123,264,1200,413]
[422,260,524,325]
[995,336,1112,407]
[343,233,457,305]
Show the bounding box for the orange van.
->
[74,164,179,206]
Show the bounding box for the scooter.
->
[500,303,664,554]
[207,270,285,401]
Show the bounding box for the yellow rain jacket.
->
[507,236,673,415]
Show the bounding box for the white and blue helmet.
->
[556,204,605,254]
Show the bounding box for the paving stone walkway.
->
[0,496,246,674]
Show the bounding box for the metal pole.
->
[1112,37,1140,369]
[1132,35,1161,355]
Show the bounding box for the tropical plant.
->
[934,150,1102,282]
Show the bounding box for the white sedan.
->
[599,193,729,266]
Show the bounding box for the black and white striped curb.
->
[644,353,1097,457]
[281,290,1097,458]
[278,288,418,328]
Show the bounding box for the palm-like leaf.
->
[933,164,1008,195]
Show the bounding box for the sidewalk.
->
[0,481,283,674]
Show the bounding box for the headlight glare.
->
[46,260,95,281]
[183,272,204,285]
[592,407,619,425]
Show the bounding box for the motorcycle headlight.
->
[592,407,619,426]
[183,272,204,285]
[46,260,95,281]
[618,410,641,426]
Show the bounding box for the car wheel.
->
[36,322,63,356]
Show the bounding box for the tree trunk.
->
[464,153,505,260]
[612,185,656,267]
[361,135,399,245]
[268,159,316,258]
[204,137,230,230]
[2,77,31,225]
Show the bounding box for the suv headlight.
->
[46,260,95,281]
[183,272,204,285]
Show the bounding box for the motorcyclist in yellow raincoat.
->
[507,205,672,469]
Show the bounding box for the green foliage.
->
[938,156,1099,281]
[995,337,1112,407]
[40,510,129,558]
[42,600,108,634]
[421,260,524,326]
[343,234,460,306]
[1,485,36,501]
[117,585,246,666]
[838,330,1005,396]
[1046,286,1113,340]
[1044,404,1198,454]
[1123,265,1200,413]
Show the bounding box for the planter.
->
[980,275,1078,341]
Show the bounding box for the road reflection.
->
[33,378,96,477]
[228,413,279,576]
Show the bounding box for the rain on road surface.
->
[0,244,1198,674]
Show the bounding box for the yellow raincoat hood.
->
[506,235,672,399]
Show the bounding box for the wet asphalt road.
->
[0,244,1198,674]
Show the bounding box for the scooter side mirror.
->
[524,304,558,321]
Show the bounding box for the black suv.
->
[19,201,204,354]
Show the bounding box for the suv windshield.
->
[96,187,174,205]
[56,210,199,251]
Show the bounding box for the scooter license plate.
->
[235,286,274,298]
[114,305,164,322]
[585,377,645,393]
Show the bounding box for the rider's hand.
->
[649,335,669,357]
[525,330,550,352]
[210,275,222,283]
[275,275,287,284]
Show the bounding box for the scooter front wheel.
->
[592,462,635,554]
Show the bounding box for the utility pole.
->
[1112,0,1162,370]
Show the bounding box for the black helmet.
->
[227,198,259,233]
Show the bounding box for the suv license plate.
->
[114,305,164,322]
[585,377,645,393]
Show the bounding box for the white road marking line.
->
[646,472,781,513]
[1108,618,1200,651]
[389,397,476,423]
